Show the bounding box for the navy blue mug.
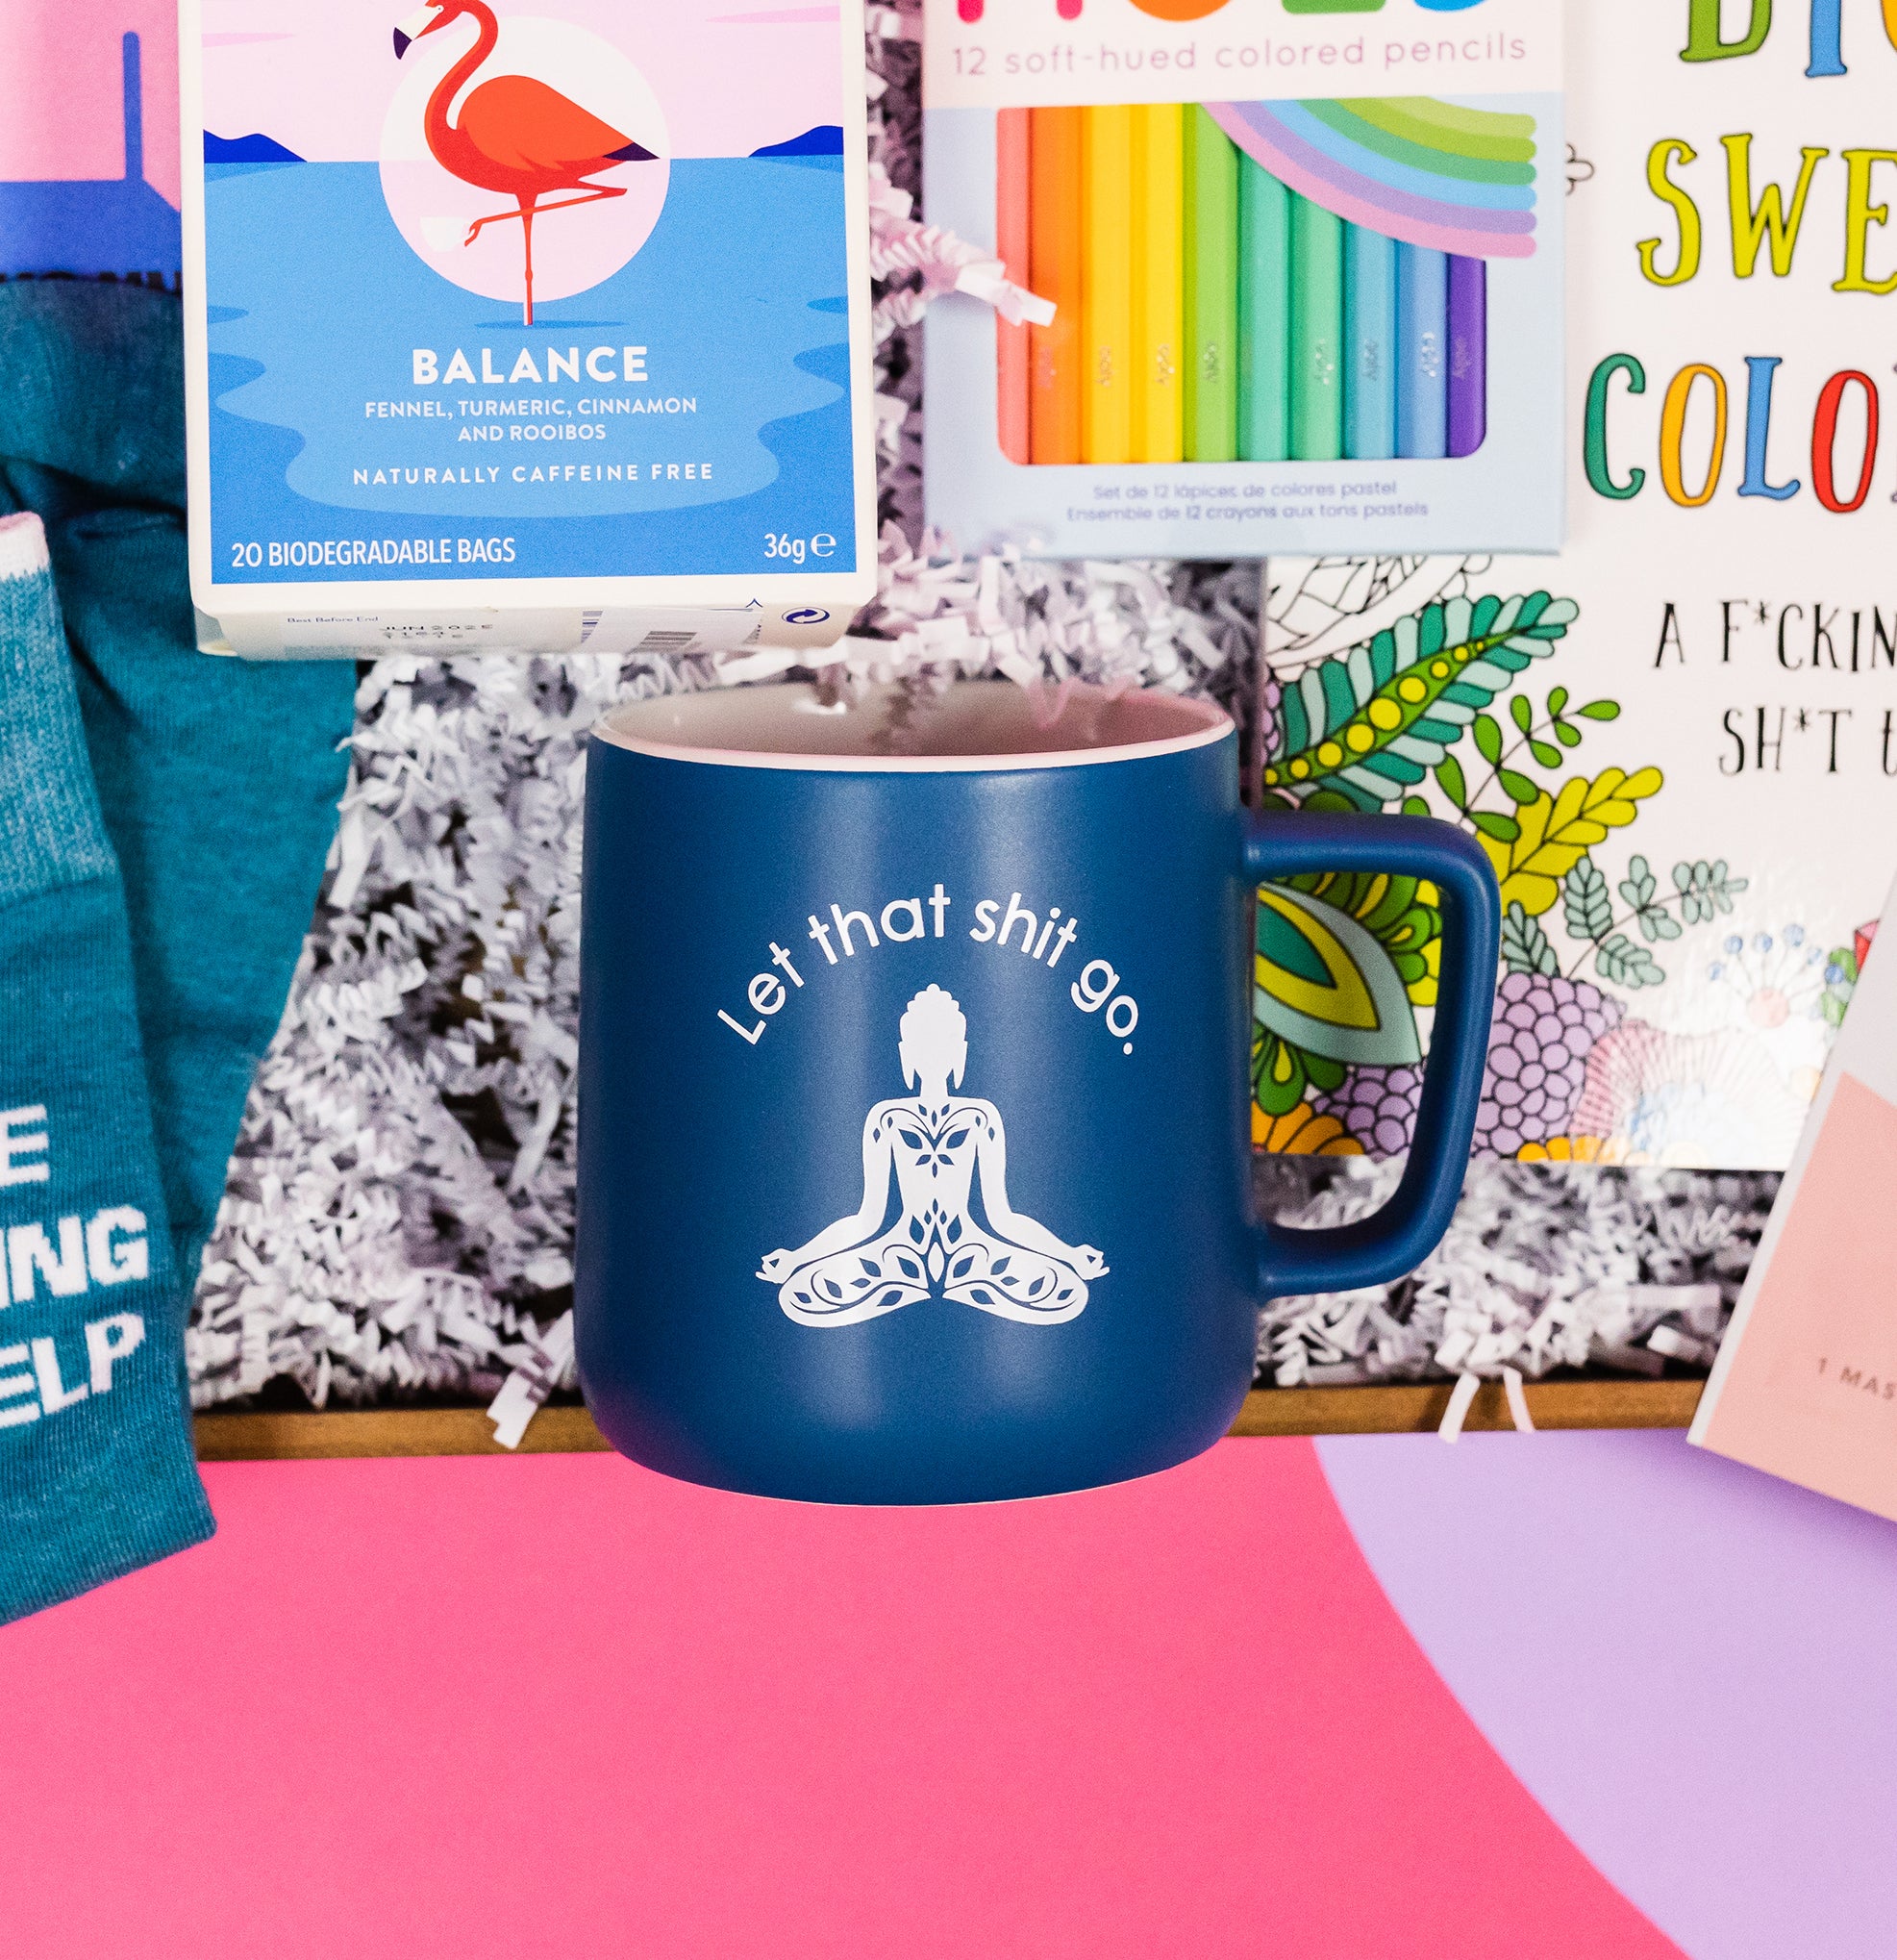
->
[577,681,1498,1503]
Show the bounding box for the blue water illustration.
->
[205,156,854,582]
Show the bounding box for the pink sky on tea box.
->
[201,0,844,164]
[0,0,840,215]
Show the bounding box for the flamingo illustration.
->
[393,0,657,325]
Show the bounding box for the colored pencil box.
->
[923,0,1563,560]
[180,0,876,658]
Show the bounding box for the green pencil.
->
[1289,191,1344,462]
[1238,155,1290,464]
[1184,106,1238,464]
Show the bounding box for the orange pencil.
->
[1082,104,1136,464]
[1029,105,1084,465]
[995,109,1032,465]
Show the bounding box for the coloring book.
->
[1254,0,1897,1170]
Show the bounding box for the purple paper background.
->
[1320,1429,1897,1960]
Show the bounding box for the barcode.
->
[636,629,700,652]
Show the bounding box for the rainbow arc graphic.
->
[1206,95,1537,260]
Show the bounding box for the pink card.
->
[1694,866,1897,1516]
[1694,1071,1897,1519]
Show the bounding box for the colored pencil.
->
[1446,253,1487,459]
[1343,221,1397,462]
[1132,102,1184,465]
[995,109,1032,465]
[1396,241,1448,460]
[1028,106,1084,465]
[1183,105,1239,464]
[1082,104,1135,465]
[1289,191,1343,463]
[1017,113,1479,472]
[1237,155,1290,465]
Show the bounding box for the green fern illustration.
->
[1561,858,1612,942]
[1500,901,1558,976]
[1261,592,1580,811]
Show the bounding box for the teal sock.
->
[58,512,355,1284]
[0,281,355,1291]
[0,513,214,1623]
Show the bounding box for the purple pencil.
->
[1446,256,1486,459]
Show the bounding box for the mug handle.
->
[1242,811,1500,1297]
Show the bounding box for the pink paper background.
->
[0,1445,1682,1959]
[9,1429,1897,1958]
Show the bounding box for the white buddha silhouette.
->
[759,984,1107,1328]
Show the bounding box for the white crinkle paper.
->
[187,0,1774,1419]
[1255,1157,1772,1390]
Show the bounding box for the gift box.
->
[176,4,1783,1460]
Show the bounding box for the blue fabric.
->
[0,281,354,1621]
[0,515,213,1620]
[60,509,356,1283]
[0,280,356,1291]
